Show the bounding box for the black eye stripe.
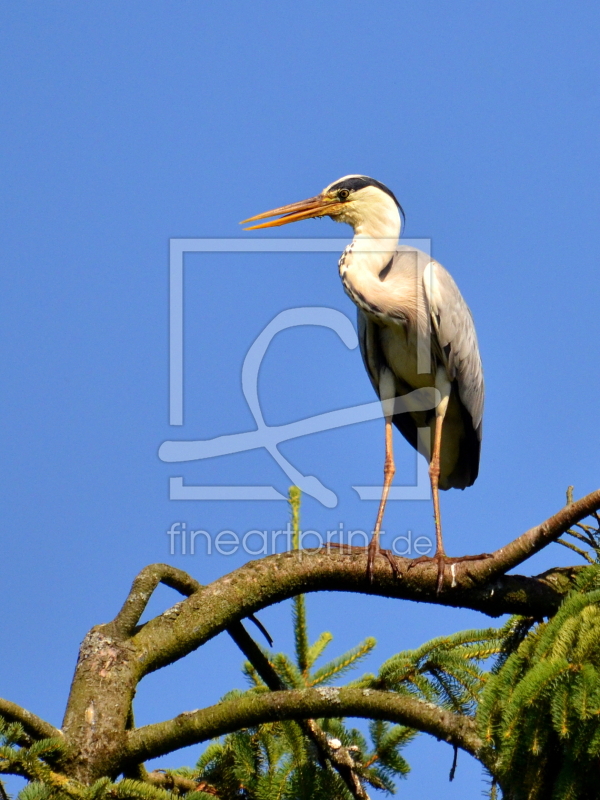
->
[328,176,405,226]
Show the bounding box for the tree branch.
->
[475,488,600,580]
[302,718,370,800]
[130,490,600,678]
[124,687,482,768]
[131,561,572,678]
[0,698,62,741]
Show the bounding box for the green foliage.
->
[15,784,53,800]
[478,565,600,799]
[0,718,211,800]
[361,627,503,716]
[188,715,414,799]
[0,717,66,788]
[112,780,180,800]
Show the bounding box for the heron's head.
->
[241,175,404,238]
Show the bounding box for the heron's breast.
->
[341,273,391,322]
[378,322,435,390]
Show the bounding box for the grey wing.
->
[357,309,380,396]
[423,260,484,438]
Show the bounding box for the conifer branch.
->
[144,770,218,795]
[0,699,62,742]
[288,488,310,675]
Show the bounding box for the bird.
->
[241,175,485,591]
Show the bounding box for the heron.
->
[242,175,485,591]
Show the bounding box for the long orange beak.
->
[241,195,345,230]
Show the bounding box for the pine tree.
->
[478,566,600,799]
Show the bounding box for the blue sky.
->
[1,2,599,796]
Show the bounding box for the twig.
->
[564,527,596,549]
[556,538,595,564]
[575,523,596,534]
[480,488,600,580]
[247,615,273,647]
[566,486,574,505]
[449,744,458,781]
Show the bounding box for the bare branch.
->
[124,687,483,768]
[556,538,595,564]
[303,718,370,800]
[131,559,574,678]
[564,527,596,549]
[112,564,201,637]
[480,488,600,579]
[0,698,62,741]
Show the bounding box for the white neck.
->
[337,187,401,277]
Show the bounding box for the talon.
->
[366,548,375,583]
[366,542,401,581]
[436,555,445,594]
[408,552,493,593]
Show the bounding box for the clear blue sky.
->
[1,2,599,796]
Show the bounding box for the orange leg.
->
[430,410,446,557]
[410,377,493,591]
[367,416,395,581]
[429,409,447,592]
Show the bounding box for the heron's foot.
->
[408,552,494,594]
[367,539,400,582]
[325,541,400,581]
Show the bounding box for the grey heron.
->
[242,175,485,591]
